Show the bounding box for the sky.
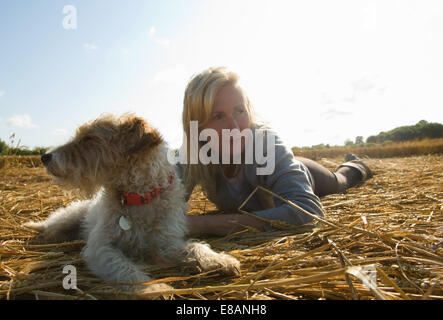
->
[0,0,442,150]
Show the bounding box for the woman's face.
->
[203,84,251,160]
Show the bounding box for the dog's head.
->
[42,113,163,194]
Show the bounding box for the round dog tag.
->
[119,216,131,231]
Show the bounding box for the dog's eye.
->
[82,136,94,143]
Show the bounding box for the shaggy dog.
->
[24,114,240,292]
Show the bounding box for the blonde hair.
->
[181,66,263,201]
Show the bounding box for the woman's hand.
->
[187,213,266,237]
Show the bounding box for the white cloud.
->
[319,75,388,107]
[83,43,98,50]
[53,129,68,135]
[154,38,170,47]
[322,108,353,120]
[148,26,170,47]
[0,90,5,97]
[152,65,189,85]
[148,26,156,37]
[7,114,37,128]
[351,75,378,93]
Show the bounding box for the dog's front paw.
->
[200,253,241,276]
[120,275,173,294]
[136,283,174,299]
[142,283,173,292]
[217,253,241,276]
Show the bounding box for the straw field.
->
[0,154,442,300]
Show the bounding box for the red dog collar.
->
[121,172,175,206]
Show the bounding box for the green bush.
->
[0,137,47,155]
[0,139,8,155]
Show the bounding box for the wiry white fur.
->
[23,114,240,293]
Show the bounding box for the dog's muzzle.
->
[41,153,52,165]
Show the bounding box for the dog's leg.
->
[160,238,241,276]
[153,208,241,276]
[182,240,241,276]
[82,238,172,292]
[23,200,91,243]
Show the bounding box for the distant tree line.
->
[1,120,442,155]
[0,135,47,156]
[365,120,443,144]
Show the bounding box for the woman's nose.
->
[225,116,240,130]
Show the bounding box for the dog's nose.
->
[41,153,52,165]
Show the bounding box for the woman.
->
[177,67,372,237]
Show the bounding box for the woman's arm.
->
[183,129,324,236]
[249,130,324,227]
[177,161,265,237]
[187,213,266,237]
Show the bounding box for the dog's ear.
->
[120,116,163,154]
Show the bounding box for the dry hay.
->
[0,155,442,300]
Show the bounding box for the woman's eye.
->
[214,114,223,120]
